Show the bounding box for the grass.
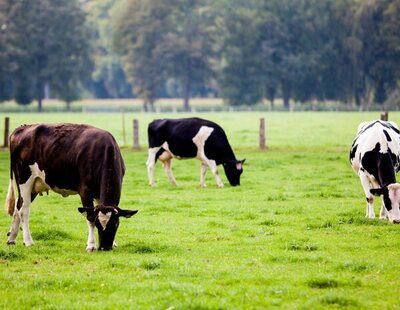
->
[0,111,399,308]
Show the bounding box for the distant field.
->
[1,112,400,308]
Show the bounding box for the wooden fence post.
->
[3,117,9,148]
[259,118,266,150]
[133,119,140,150]
[380,111,388,121]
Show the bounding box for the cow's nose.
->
[392,219,400,224]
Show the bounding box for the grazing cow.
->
[146,117,245,188]
[5,123,138,251]
[350,120,400,223]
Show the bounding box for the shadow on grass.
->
[0,248,25,261]
[33,229,73,241]
[121,241,168,254]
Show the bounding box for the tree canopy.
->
[1,0,400,110]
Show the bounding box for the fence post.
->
[133,119,140,150]
[3,117,9,148]
[259,118,266,150]
[380,111,388,121]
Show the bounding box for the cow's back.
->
[10,123,124,198]
[350,120,400,173]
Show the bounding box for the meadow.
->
[0,111,399,309]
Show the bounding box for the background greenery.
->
[1,112,400,308]
[1,0,400,111]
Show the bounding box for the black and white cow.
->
[5,123,138,251]
[350,120,400,223]
[146,117,245,188]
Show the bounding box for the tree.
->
[114,0,216,111]
[87,0,133,99]
[0,0,92,111]
[218,1,264,106]
[113,0,174,111]
[351,0,400,108]
[161,0,216,111]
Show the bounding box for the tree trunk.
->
[281,81,290,110]
[38,97,43,112]
[183,77,191,112]
[36,80,44,113]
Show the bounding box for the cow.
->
[146,117,245,188]
[350,120,400,223]
[4,123,138,251]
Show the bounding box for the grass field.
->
[0,112,399,309]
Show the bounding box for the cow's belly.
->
[162,142,195,159]
[52,187,78,197]
[27,162,78,197]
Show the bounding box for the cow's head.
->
[223,159,245,186]
[370,183,400,224]
[78,205,138,250]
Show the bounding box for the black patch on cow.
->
[361,143,396,188]
[383,130,392,141]
[349,144,358,161]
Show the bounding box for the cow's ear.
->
[78,207,95,219]
[118,209,138,218]
[236,159,245,170]
[370,188,383,196]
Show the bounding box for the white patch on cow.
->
[192,126,214,159]
[147,146,162,186]
[86,220,96,252]
[162,141,182,159]
[28,163,50,194]
[387,183,400,223]
[98,211,112,231]
[192,126,224,188]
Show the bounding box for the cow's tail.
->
[5,157,15,216]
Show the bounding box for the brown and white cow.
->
[5,123,137,251]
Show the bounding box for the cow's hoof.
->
[217,184,224,188]
[86,247,96,253]
[23,241,34,247]
[7,240,16,245]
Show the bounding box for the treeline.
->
[1,0,400,111]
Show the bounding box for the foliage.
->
[1,112,400,308]
[0,0,92,111]
[113,0,216,111]
[87,0,133,99]
[1,0,400,109]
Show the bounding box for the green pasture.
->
[0,112,399,309]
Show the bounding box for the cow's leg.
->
[359,171,375,218]
[86,220,96,252]
[18,181,34,246]
[380,202,389,220]
[200,163,208,188]
[202,158,224,188]
[146,147,161,186]
[162,159,177,185]
[80,193,96,252]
